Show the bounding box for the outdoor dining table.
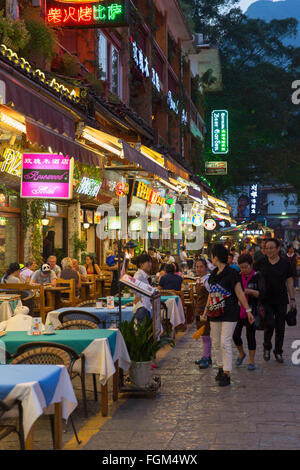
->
[44,285,68,310]
[0,364,77,449]
[80,281,94,301]
[46,306,134,329]
[1,329,131,417]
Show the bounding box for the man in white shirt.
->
[47,256,61,278]
[21,260,37,282]
[164,252,175,264]
[180,247,188,267]
[133,254,152,323]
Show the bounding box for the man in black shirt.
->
[260,239,295,363]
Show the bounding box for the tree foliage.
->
[180,0,300,197]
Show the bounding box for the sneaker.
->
[207,357,212,366]
[198,358,211,369]
[248,364,256,371]
[195,357,212,367]
[219,374,231,387]
[236,353,246,366]
[263,350,271,361]
[274,353,284,364]
[215,368,224,382]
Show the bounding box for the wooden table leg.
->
[113,361,119,402]
[25,426,34,450]
[101,384,108,417]
[53,402,63,450]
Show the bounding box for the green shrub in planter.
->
[119,317,174,363]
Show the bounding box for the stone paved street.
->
[81,295,300,451]
[1,295,300,451]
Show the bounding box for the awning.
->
[26,118,102,167]
[0,68,75,137]
[165,159,190,181]
[122,142,169,181]
[188,187,202,200]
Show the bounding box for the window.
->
[98,32,122,98]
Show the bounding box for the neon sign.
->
[1,147,22,177]
[212,110,229,154]
[46,0,129,28]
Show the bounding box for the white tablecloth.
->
[2,365,77,439]
[70,331,131,385]
[164,298,185,328]
[0,300,22,323]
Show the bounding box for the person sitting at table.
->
[72,259,88,282]
[148,247,160,275]
[47,256,61,278]
[0,305,33,331]
[21,260,37,282]
[1,263,22,283]
[164,251,175,264]
[159,263,183,291]
[85,254,101,276]
[31,264,57,286]
[174,262,183,277]
[60,257,81,298]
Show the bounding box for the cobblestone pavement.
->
[1,295,300,451]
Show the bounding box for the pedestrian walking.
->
[285,244,298,291]
[194,259,212,369]
[203,244,254,386]
[260,239,295,363]
[233,254,265,371]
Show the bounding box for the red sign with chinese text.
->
[46,0,129,28]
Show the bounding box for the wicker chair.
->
[0,400,25,450]
[56,320,99,330]
[11,347,81,445]
[58,310,104,328]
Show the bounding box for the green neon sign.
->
[211,110,229,154]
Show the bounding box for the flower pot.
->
[130,361,152,388]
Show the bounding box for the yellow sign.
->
[1,147,22,177]
[136,181,165,206]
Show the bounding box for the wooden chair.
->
[99,270,113,296]
[0,399,25,450]
[55,278,76,308]
[11,346,80,444]
[86,274,96,299]
[0,283,47,323]
[181,283,195,324]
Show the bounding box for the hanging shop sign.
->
[249,184,258,218]
[242,229,263,236]
[204,219,217,231]
[21,154,74,199]
[211,110,229,154]
[205,161,227,176]
[46,0,130,28]
[115,182,129,197]
[1,147,22,177]
[134,181,165,206]
[76,176,102,198]
[191,213,203,227]
[86,210,94,224]
[0,45,79,104]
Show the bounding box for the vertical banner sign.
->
[249,184,258,219]
[211,110,229,154]
[46,0,129,29]
[21,154,74,199]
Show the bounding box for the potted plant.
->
[119,317,174,388]
[122,286,131,299]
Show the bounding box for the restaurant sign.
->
[211,110,229,154]
[1,147,22,177]
[46,0,129,28]
[135,181,165,206]
[21,154,74,199]
[205,161,227,176]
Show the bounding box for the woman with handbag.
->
[203,245,254,387]
[233,254,265,371]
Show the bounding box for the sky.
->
[238,0,282,12]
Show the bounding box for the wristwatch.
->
[246,309,252,313]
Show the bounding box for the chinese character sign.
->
[46,0,129,28]
[211,110,229,154]
[21,154,73,199]
[249,184,259,219]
